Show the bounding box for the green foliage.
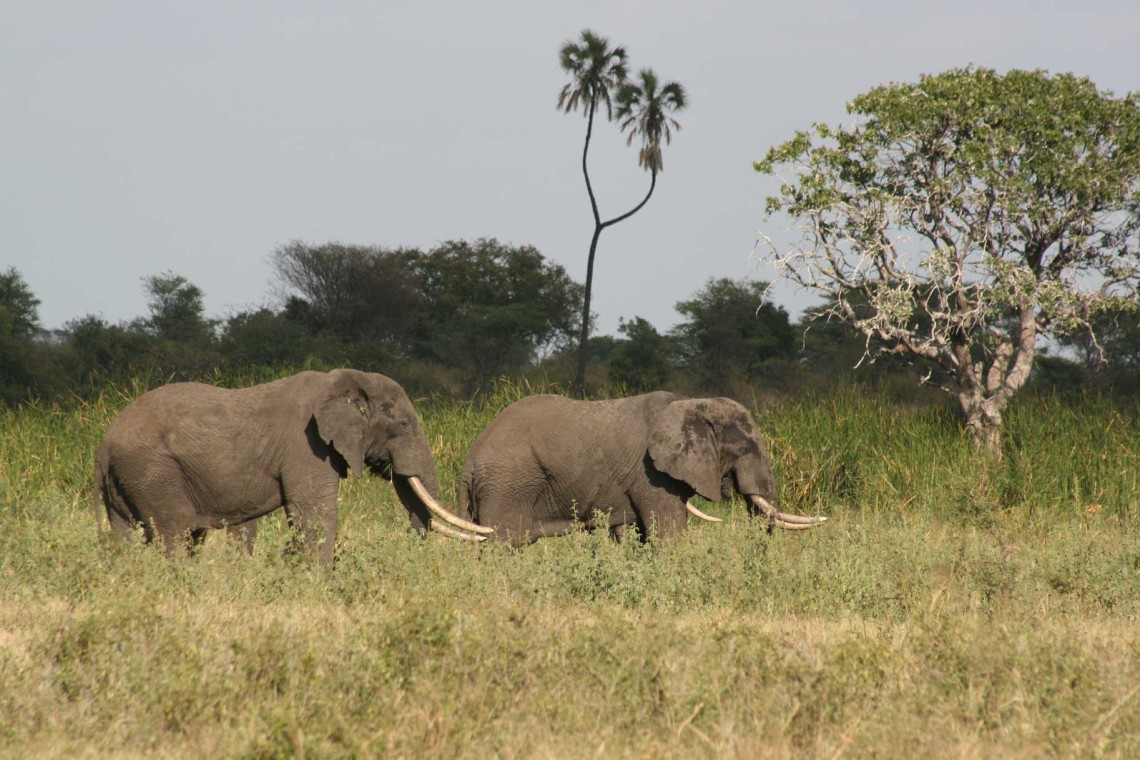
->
[756,67,1140,452]
[557,29,628,120]
[1054,301,1140,395]
[271,241,424,353]
[671,278,796,393]
[1,381,1139,756]
[0,267,41,339]
[0,240,592,405]
[413,239,583,394]
[614,68,688,173]
[608,316,673,391]
[218,308,321,369]
[142,271,215,345]
[269,238,583,395]
[0,268,50,404]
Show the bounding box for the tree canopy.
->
[271,238,583,394]
[412,239,583,393]
[272,242,423,355]
[0,268,41,340]
[0,268,46,404]
[755,67,1140,456]
[142,271,214,345]
[608,316,672,391]
[672,278,796,393]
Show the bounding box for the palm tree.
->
[615,69,687,175]
[557,30,628,123]
[558,31,687,395]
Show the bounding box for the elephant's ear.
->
[647,399,723,501]
[313,371,369,477]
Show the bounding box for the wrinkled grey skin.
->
[95,369,440,563]
[459,392,779,547]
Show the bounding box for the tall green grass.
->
[1,380,1138,757]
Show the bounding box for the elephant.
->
[459,391,825,547]
[95,368,491,563]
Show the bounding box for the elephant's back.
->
[467,392,680,455]
[105,383,232,438]
[461,393,662,502]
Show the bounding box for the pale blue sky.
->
[5,1,1138,335]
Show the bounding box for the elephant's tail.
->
[92,444,123,538]
[93,451,136,542]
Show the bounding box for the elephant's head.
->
[313,368,491,540]
[647,397,826,531]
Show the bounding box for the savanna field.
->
[1,379,1138,758]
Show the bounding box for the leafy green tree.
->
[220,308,321,369]
[61,315,156,388]
[0,268,40,340]
[558,29,688,395]
[1054,301,1140,394]
[413,239,583,394]
[0,268,45,404]
[795,293,954,390]
[671,279,795,393]
[271,241,423,356]
[142,271,214,345]
[756,67,1140,457]
[608,316,673,391]
[270,238,583,392]
[139,272,220,378]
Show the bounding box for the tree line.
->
[2,237,1138,408]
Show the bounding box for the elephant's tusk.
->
[685,500,723,523]
[429,519,487,542]
[749,495,828,528]
[771,517,822,531]
[408,476,495,535]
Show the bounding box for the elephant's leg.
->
[103,505,134,543]
[189,528,209,555]
[531,518,579,541]
[151,519,198,559]
[283,506,338,563]
[308,507,338,565]
[225,520,259,555]
[131,490,204,558]
[634,498,688,541]
[486,518,576,548]
[610,522,647,542]
[601,501,641,542]
[282,481,340,565]
[475,489,577,547]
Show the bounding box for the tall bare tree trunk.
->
[572,170,657,397]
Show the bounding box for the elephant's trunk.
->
[748,494,828,531]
